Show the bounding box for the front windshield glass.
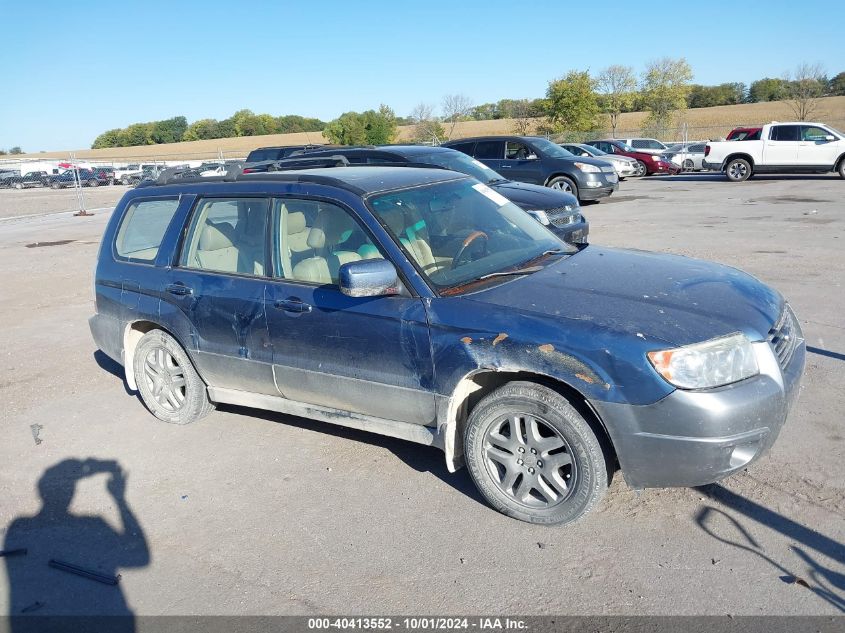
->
[417,150,503,184]
[530,138,574,158]
[579,145,605,156]
[368,178,572,293]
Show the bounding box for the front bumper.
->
[547,216,589,244]
[646,161,679,175]
[592,338,805,489]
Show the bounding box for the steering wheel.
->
[451,230,489,269]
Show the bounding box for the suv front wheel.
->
[464,381,608,525]
[546,176,578,200]
[133,330,215,424]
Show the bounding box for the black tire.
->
[14,182,23,189]
[464,381,608,525]
[132,330,214,425]
[683,159,694,171]
[51,181,60,189]
[546,175,578,201]
[636,160,648,176]
[121,177,130,186]
[88,179,99,187]
[725,157,751,182]
[837,159,845,179]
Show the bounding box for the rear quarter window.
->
[114,198,180,263]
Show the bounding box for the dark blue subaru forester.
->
[90,165,805,525]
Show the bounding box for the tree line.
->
[78,64,845,149]
[90,111,326,149]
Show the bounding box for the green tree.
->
[640,57,693,137]
[182,118,221,141]
[830,71,845,96]
[92,129,123,149]
[323,112,368,145]
[596,65,637,137]
[748,77,787,102]
[118,123,154,147]
[9,146,23,154]
[149,116,188,144]
[362,105,398,144]
[545,70,599,132]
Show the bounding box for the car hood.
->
[466,246,783,347]
[490,179,579,210]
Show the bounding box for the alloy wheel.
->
[143,347,187,412]
[728,162,748,179]
[483,413,576,509]
[550,181,573,194]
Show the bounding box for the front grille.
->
[768,305,800,369]
[541,206,578,227]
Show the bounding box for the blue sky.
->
[2,0,843,151]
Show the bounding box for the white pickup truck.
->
[703,122,845,181]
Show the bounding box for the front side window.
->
[182,198,269,276]
[273,199,382,286]
[448,141,475,156]
[115,198,180,263]
[801,126,831,141]
[505,141,535,160]
[368,178,572,293]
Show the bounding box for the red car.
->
[726,126,763,141]
[585,139,679,176]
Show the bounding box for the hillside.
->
[8,96,845,162]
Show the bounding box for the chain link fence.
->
[0,149,248,215]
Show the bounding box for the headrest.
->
[199,223,234,251]
[307,207,356,250]
[288,211,307,234]
[306,226,326,250]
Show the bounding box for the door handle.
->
[499,164,512,168]
[166,283,193,296]
[274,298,312,313]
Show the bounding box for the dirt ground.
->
[0,173,842,616]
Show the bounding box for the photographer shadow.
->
[4,458,149,630]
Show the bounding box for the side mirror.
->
[824,135,835,142]
[339,259,400,297]
[526,153,539,160]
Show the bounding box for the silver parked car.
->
[560,143,640,179]
[665,142,708,171]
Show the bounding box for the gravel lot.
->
[0,174,842,616]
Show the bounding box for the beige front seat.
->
[194,222,239,272]
[279,206,313,277]
[379,206,441,274]
[292,207,362,284]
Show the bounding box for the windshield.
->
[530,138,574,158]
[368,178,572,293]
[416,150,503,184]
[578,145,605,156]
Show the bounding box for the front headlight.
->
[650,155,662,162]
[574,162,601,173]
[647,333,759,389]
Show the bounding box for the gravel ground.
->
[0,174,842,617]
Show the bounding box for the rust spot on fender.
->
[538,344,555,353]
[460,336,473,345]
[575,372,595,384]
[492,333,508,346]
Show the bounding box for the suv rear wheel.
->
[133,330,214,425]
[837,158,845,179]
[547,176,578,200]
[725,158,752,182]
[464,381,607,525]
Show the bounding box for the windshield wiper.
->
[477,265,543,281]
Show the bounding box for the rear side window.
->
[246,149,280,162]
[182,198,270,276]
[770,125,800,141]
[474,141,504,159]
[448,142,475,156]
[115,198,180,263]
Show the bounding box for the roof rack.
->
[150,156,351,186]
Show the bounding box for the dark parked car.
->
[584,139,679,176]
[49,169,110,188]
[90,165,804,525]
[9,171,50,189]
[442,136,618,202]
[292,145,588,244]
[243,145,340,172]
[0,170,21,187]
